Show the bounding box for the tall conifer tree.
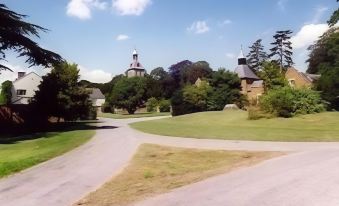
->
[269,30,294,71]
[246,39,268,72]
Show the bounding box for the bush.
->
[101,102,113,113]
[146,97,158,112]
[260,87,325,118]
[159,99,171,112]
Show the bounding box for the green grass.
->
[131,111,339,142]
[99,112,171,119]
[78,144,282,206]
[0,129,94,178]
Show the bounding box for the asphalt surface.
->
[1,117,339,206]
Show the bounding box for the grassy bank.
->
[99,112,171,119]
[0,129,94,178]
[130,111,339,142]
[77,144,282,206]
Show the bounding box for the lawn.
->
[0,129,94,178]
[99,112,171,119]
[77,144,282,206]
[130,111,339,142]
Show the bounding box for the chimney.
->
[18,72,26,79]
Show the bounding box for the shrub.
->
[247,107,273,120]
[159,99,171,112]
[260,87,325,118]
[146,97,158,112]
[101,102,113,113]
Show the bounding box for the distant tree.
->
[327,0,339,27]
[269,30,294,71]
[258,61,287,91]
[109,77,147,114]
[168,60,192,88]
[150,67,168,80]
[0,4,63,72]
[306,27,339,74]
[32,62,92,121]
[183,61,213,84]
[0,80,12,105]
[246,39,268,72]
[208,68,244,110]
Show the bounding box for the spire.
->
[132,49,138,60]
[237,45,246,65]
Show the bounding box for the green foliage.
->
[0,80,12,105]
[109,77,147,114]
[307,27,339,74]
[316,63,339,110]
[258,61,287,91]
[101,102,113,113]
[182,61,213,84]
[246,39,268,72]
[32,62,92,121]
[260,87,325,118]
[158,99,171,112]
[0,4,62,72]
[171,90,200,116]
[146,97,158,112]
[247,107,273,120]
[183,81,212,111]
[269,30,294,70]
[327,1,339,27]
[207,68,244,110]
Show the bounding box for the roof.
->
[89,88,105,99]
[12,72,42,84]
[234,65,260,80]
[286,67,320,83]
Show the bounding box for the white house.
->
[88,88,105,111]
[11,72,42,104]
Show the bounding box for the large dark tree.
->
[306,27,339,74]
[0,4,62,72]
[269,30,294,71]
[246,39,268,72]
[328,0,339,27]
[168,60,192,88]
[32,63,92,121]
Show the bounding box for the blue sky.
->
[1,0,337,83]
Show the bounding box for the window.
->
[17,89,26,95]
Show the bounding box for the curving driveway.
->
[1,117,339,206]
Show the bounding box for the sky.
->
[0,0,338,83]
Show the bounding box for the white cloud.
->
[66,0,108,20]
[219,19,232,26]
[112,0,152,16]
[78,65,112,83]
[225,53,235,59]
[291,23,329,49]
[187,21,210,34]
[116,34,130,41]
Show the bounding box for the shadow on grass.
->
[0,120,118,144]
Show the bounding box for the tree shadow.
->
[0,120,118,144]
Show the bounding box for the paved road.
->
[1,117,339,206]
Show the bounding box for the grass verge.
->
[77,144,283,206]
[99,112,171,119]
[0,129,94,178]
[130,111,339,142]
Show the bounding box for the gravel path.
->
[1,117,339,206]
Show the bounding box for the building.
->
[88,88,105,112]
[125,49,146,78]
[285,67,320,88]
[234,49,264,102]
[11,72,42,104]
